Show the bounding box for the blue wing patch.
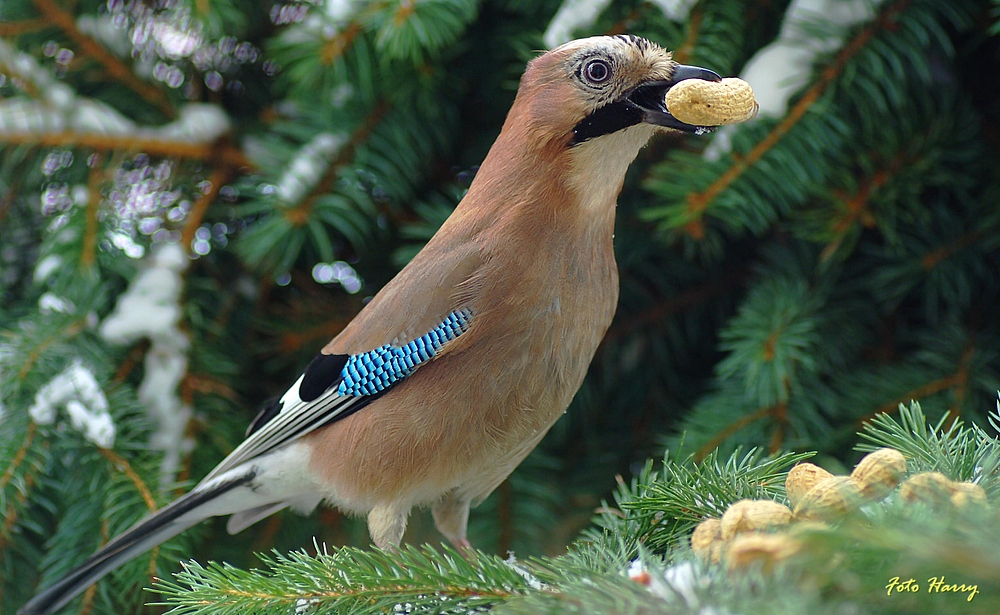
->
[338,308,473,396]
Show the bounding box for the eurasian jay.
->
[20,34,720,614]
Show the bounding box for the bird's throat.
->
[565,123,656,215]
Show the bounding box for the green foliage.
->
[582,447,811,556]
[151,402,1000,614]
[2,0,1000,612]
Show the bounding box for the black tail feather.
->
[19,472,254,615]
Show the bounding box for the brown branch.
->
[672,8,702,64]
[31,0,174,118]
[81,152,102,269]
[768,402,788,453]
[321,21,363,65]
[496,479,513,557]
[279,318,353,353]
[856,375,961,427]
[0,472,37,554]
[284,101,391,226]
[0,19,48,35]
[920,229,985,270]
[18,319,87,378]
[0,425,42,554]
[181,373,238,401]
[0,422,36,493]
[820,154,906,262]
[682,0,911,236]
[694,404,778,462]
[0,132,252,168]
[180,166,233,249]
[111,340,151,384]
[603,6,649,35]
[603,265,749,345]
[944,342,975,424]
[100,448,157,510]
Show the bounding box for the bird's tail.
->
[18,472,255,615]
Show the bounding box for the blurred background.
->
[1,0,999,612]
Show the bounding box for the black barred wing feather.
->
[199,308,473,485]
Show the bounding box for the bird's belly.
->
[305,267,618,514]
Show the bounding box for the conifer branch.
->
[80,153,102,269]
[277,318,353,352]
[17,319,87,378]
[180,166,233,250]
[682,0,911,238]
[111,341,150,385]
[920,229,986,269]
[859,344,976,425]
[0,422,35,494]
[0,471,36,551]
[603,265,749,344]
[100,448,157,510]
[603,6,649,36]
[0,19,47,36]
[283,101,391,227]
[694,404,776,461]
[819,153,908,261]
[671,8,702,64]
[0,132,252,167]
[30,0,176,118]
[320,22,364,65]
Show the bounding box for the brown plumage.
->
[310,35,704,546]
[20,35,722,615]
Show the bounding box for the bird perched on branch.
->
[20,35,721,615]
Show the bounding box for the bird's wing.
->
[200,238,484,485]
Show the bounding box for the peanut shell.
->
[851,448,907,500]
[950,481,987,508]
[726,533,801,572]
[785,463,835,508]
[664,77,759,126]
[899,472,955,507]
[793,476,862,522]
[720,499,792,541]
[691,518,724,563]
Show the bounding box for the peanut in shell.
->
[664,77,759,126]
[726,532,801,572]
[793,476,862,522]
[691,518,724,563]
[785,463,835,508]
[720,499,792,541]
[851,448,907,500]
[950,481,987,508]
[899,471,955,507]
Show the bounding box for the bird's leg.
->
[432,491,472,552]
[368,503,409,550]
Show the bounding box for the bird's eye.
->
[583,59,611,84]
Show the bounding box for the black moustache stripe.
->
[570,100,642,145]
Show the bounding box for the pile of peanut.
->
[691,448,988,571]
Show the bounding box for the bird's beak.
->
[625,64,722,134]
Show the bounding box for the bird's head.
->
[508,35,721,150]
[483,35,720,216]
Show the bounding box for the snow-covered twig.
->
[100,243,192,486]
[29,360,115,448]
[703,0,886,161]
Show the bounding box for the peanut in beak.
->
[665,77,759,126]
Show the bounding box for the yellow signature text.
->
[886,576,979,602]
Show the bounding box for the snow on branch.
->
[543,0,614,49]
[100,243,192,485]
[703,0,886,161]
[28,360,115,448]
[0,39,229,145]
